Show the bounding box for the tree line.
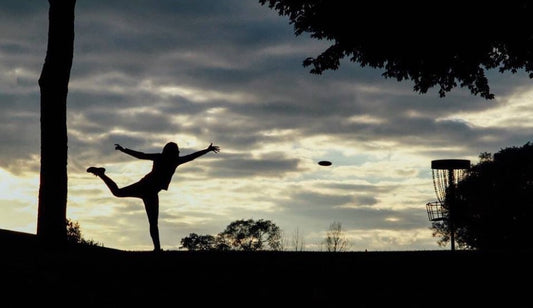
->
[67,218,351,252]
[180,219,350,252]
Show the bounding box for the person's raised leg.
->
[87,166,145,198]
[142,194,161,252]
[87,167,125,197]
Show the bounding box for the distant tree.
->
[259,1,533,100]
[217,219,282,251]
[432,142,533,251]
[323,221,350,252]
[180,233,218,251]
[179,219,282,251]
[66,218,103,247]
[289,227,305,251]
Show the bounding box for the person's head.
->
[162,142,179,157]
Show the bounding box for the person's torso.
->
[143,155,180,190]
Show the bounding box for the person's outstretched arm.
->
[114,144,158,160]
[179,143,220,164]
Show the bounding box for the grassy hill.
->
[1,228,530,307]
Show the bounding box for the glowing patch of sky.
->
[440,86,533,128]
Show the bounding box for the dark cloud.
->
[4,0,517,168]
[289,191,355,208]
[354,195,378,206]
[322,183,400,194]
[0,93,40,173]
[0,1,47,14]
[206,152,303,178]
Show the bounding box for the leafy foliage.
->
[218,219,282,251]
[259,1,533,99]
[180,219,282,251]
[432,142,533,251]
[323,221,350,252]
[66,218,103,247]
[66,219,82,244]
[180,233,221,251]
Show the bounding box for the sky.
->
[1,0,533,251]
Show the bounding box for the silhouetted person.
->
[87,142,220,252]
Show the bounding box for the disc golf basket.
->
[426,159,470,250]
[426,201,446,222]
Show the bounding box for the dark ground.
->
[1,229,531,307]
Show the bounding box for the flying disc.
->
[318,160,332,166]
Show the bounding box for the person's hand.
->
[115,144,124,151]
[208,143,220,153]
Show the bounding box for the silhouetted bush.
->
[432,142,533,251]
[66,218,103,247]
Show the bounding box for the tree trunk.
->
[37,0,76,247]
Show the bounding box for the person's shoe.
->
[87,167,106,177]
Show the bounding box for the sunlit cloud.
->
[442,86,533,129]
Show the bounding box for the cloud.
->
[206,152,303,178]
